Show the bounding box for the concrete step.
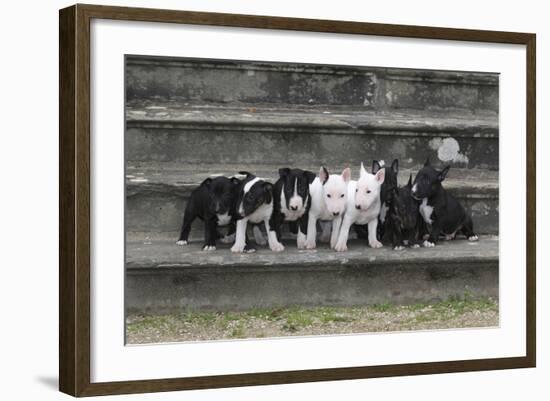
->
[126,103,498,170]
[126,55,498,113]
[125,235,499,312]
[125,163,498,235]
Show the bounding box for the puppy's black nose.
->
[332,211,340,216]
[290,206,298,211]
[355,205,361,210]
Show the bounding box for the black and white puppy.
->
[270,168,316,248]
[176,176,240,251]
[231,172,284,253]
[411,158,478,247]
[355,159,399,241]
[387,174,422,250]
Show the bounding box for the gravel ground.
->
[126,298,498,344]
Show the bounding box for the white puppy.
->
[334,163,385,252]
[305,167,351,249]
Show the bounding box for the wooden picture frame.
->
[59,3,536,397]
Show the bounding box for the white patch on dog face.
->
[322,170,350,216]
[239,177,261,214]
[243,177,260,194]
[216,212,231,226]
[355,165,384,211]
[419,198,433,224]
[281,180,306,221]
[288,179,304,210]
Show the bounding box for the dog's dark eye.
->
[355,189,358,193]
[327,194,331,198]
[366,190,371,194]
[340,194,344,198]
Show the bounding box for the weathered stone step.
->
[125,163,498,235]
[125,235,499,312]
[126,55,498,112]
[126,104,498,170]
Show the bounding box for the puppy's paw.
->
[270,241,285,252]
[243,245,257,253]
[176,240,188,246]
[411,244,421,249]
[369,240,383,249]
[393,245,405,251]
[231,243,246,253]
[423,240,435,248]
[305,239,317,250]
[202,245,216,251]
[334,242,348,252]
[445,234,456,241]
[468,235,479,242]
[220,233,235,244]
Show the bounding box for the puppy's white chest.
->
[247,202,273,224]
[354,204,379,225]
[419,198,433,224]
[216,213,231,226]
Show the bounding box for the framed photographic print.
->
[59,4,536,397]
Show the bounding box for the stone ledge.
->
[126,236,498,271]
[125,236,499,311]
[126,102,498,137]
[125,163,499,199]
[126,55,499,86]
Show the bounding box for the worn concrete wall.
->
[126,56,499,112]
[125,126,498,170]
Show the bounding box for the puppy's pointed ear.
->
[201,177,213,187]
[238,171,254,179]
[424,157,431,167]
[407,173,413,188]
[304,170,316,184]
[230,177,240,185]
[342,167,351,183]
[375,168,385,184]
[278,168,290,177]
[391,159,399,174]
[360,162,368,178]
[319,166,329,185]
[372,160,381,174]
[438,166,450,182]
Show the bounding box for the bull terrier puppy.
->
[230,172,284,253]
[176,176,240,251]
[387,174,422,250]
[411,158,478,247]
[270,168,317,249]
[305,167,351,249]
[334,163,385,252]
